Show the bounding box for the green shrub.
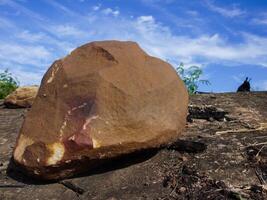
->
[176,63,210,95]
[0,69,19,99]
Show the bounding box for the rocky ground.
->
[1,92,267,200]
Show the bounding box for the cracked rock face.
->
[13,41,188,180]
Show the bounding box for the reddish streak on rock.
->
[63,97,95,152]
[64,131,93,151]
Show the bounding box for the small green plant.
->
[0,69,19,99]
[176,63,210,94]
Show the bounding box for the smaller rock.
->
[179,187,187,193]
[188,105,228,121]
[250,185,263,193]
[177,153,188,162]
[167,139,207,153]
[4,86,38,108]
[208,117,215,122]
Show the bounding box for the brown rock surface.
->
[12,41,188,180]
[4,86,38,108]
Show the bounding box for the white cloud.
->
[0,43,52,66]
[137,15,155,23]
[102,8,120,17]
[186,10,198,16]
[51,25,87,38]
[140,1,203,30]
[205,0,246,18]
[92,4,101,11]
[253,80,267,91]
[15,29,75,53]
[1,0,46,21]
[16,30,46,42]
[253,18,267,25]
[141,0,175,4]
[128,17,267,67]
[44,0,77,16]
[252,13,267,25]
[0,17,15,29]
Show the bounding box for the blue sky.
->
[0,0,267,92]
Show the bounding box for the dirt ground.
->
[1,92,267,200]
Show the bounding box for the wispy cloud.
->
[253,18,267,25]
[1,0,46,21]
[252,13,267,25]
[141,0,175,4]
[0,42,52,67]
[186,10,199,17]
[131,15,267,67]
[0,16,15,29]
[43,0,77,16]
[92,4,101,11]
[141,0,204,31]
[205,0,246,18]
[16,30,46,42]
[51,25,88,38]
[101,8,120,17]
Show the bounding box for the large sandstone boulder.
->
[13,41,188,180]
[4,86,38,108]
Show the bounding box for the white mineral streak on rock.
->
[47,63,59,84]
[81,115,100,148]
[34,170,40,175]
[68,135,76,141]
[82,115,99,130]
[71,102,87,111]
[59,120,67,137]
[99,153,105,158]
[93,138,101,148]
[59,103,89,138]
[59,102,101,148]
[47,143,65,165]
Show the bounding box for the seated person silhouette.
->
[237,77,251,92]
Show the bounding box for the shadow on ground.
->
[6,149,159,185]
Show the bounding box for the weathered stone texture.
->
[13,41,188,180]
